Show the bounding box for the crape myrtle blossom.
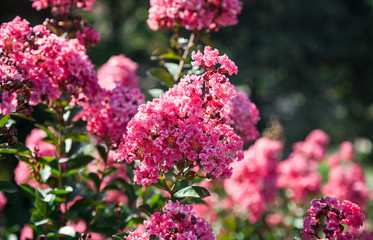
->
[0,17,100,109]
[278,130,329,202]
[0,192,6,211]
[97,54,140,91]
[144,200,215,240]
[114,46,243,186]
[300,196,364,240]
[147,0,243,32]
[224,137,283,223]
[31,0,95,16]
[226,89,260,143]
[323,142,369,209]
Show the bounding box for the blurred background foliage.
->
[1,0,373,235]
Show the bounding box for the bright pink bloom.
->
[147,0,242,31]
[224,137,282,223]
[0,92,17,115]
[126,231,150,240]
[144,200,215,240]
[20,226,33,240]
[0,192,7,211]
[323,163,369,209]
[293,129,329,161]
[226,89,260,143]
[329,141,355,167]
[115,47,243,185]
[31,0,95,15]
[301,197,364,240]
[98,54,140,90]
[78,86,144,145]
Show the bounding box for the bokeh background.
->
[1,0,373,234]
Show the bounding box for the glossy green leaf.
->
[147,67,173,88]
[0,180,17,193]
[0,115,10,127]
[174,186,210,199]
[151,48,181,60]
[0,143,31,155]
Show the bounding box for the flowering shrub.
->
[1,1,373,240]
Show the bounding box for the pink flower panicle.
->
[78,86,144,146]
[226,89,260,143]
[278,130,329,202]
[115,47,243,186]
[147,0,243,32]
[97,54,140,91]
[31,0,95,16]
[0,17,100,108]
[144,200,215,240]
[224,137,283,223]
[301,197,365,240]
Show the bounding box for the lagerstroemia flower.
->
[98,54,140,91]
[226,89,260,143]
[278,130,328,202]
[31,0,95,15]
[115,47,244,186]
[144,200,215,240]
[0,17,100,108]
[147,0,243,31]
[301,196,364,240]
[224,137,283,223]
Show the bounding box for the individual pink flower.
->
[147,0,243,32]
[226,89,260,143]
[20,226,33,240]
[300,197,364,240]
[115,47,243,185]
[97,54,140,90]
[144,200,215,240]
[224,137,282,223]
[0,92,17,115]
[0,192,7,211]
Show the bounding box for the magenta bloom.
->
[97,54,140,91]
[224,137,283,223]
[115,47,243,185]
[144,200,215,240]
[78,86,144,146]
[0,17,100,108]
[147,0,243,32]
[31,0,95,15]
[125,231,149,240]
[0,192,6,211]
[226,89,260,143]
[301,196,364,240]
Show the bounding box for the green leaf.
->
[0,143,31,155]
[0,180,17,193]
[97,145,108,162]
[138,203,155,216]
[88,172,101,191]
[70,155,94,169]
[151,48,181,61]
[0,115,10,127]
[19,183,36,198]
[64,132,89,143]
[147,67,173,88]
[51,186,73,195]
[164,62,180,78]
[174,186,210,199]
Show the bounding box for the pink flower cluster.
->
[143,200,215,240]
[97,54,140,91]
[0,17,100,109]
[0,192,6,211]
[115,47,243,185]
[147,0,243,31]
[126,231,149,240]
[31,0,95,16]
[224,137,283,223]
[278,130,329,202]
[301,196,365,239]
[78,86,144,146]
[226,89,260,143]
[323,142,369,209]
[77,54,144,145]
